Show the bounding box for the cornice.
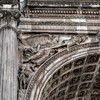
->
[19,9,100,33]
[27,0,100,8]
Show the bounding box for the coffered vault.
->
[0,0,100,100]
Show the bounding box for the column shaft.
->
[0,28,18,100]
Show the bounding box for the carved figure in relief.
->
[64,35,88,50]
[97,30,100,42]
[18,63,35,89]
[18,34,88,90]
[18,34,88,66]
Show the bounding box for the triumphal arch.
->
[0,0,100,100]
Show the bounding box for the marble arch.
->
[25,42,100,100]
[1,0,100,100]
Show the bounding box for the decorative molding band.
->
[20,21,100,26]
[22,9,100,15]
[27,1,100,8]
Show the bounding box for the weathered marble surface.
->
[0,28,18,100]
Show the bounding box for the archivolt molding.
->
[24,42,100,100]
